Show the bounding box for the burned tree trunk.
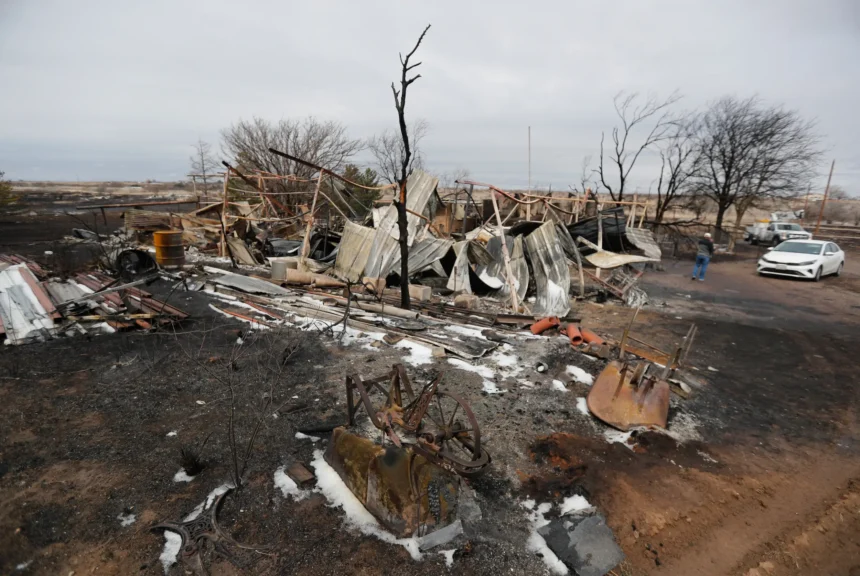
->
[390,24,431,310]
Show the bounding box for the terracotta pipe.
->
[580,327,605,346]
[565,324,584,346]
[530,316,561,335]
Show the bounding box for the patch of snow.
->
[394,340,434,366]
[444,324,487,339]
[575,397,589,415]
[697,450,718,463]
[15,560,33,571]
[295,432,320,442]
[195,400,206,405]
[310,450,422,560]
[551,380,569,393]
[117,512,136,526]
[661,412,703,443]
[566,365,594,385]
[559,494,591,516]
[707,366,719,372]
[183,483,234,522]
[173,469,195,483]
[159,531,182,574]
[166,430,177,437]
[603,429,635,450]
[274,466,309,500]
[522,500,568,575]
[439,549,456,567]
[447,358,505,394]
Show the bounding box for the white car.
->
[757,240,845,281]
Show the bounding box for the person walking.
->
[692,232,714,281]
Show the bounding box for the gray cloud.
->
[1,0,858,191]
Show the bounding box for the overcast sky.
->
[1,0,858,192]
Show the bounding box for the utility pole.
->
[526,126,532,221]
[814,159,835,235]
[802,183,811,221]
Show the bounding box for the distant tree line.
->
[587,92,822,234]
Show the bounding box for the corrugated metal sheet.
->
[524,222,570,317]
[446,241,472,293]
[585,251,656,269]
[625,228,662,260]
[474,235,529,303]
[374,170,438,247]
[446,241,494,294]
[0,264,57,344]
[388,236,453,276]
[333,220,376,283]
[209,273,293,296]
[363,229,400,280]
[43,280,91,306]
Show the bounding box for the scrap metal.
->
[345,364,490,478]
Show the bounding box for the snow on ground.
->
[117,512,137,527]
[551,380,569,393]
[521,500,568,575]
[295,432,320,442]
[603,429,634,449]
[394,340,434,366]
[439,549,456,567]
[576,397,589,415]
[444,324,487,339]
[310,450,422,560]
[274,466,309,500]
[559,494,592,516]
[447,358,505,394]
[173,469,195,483]
[166,430,177,437]
[660,412,703,443]
[566,365,594,385]
[160,483,234,573]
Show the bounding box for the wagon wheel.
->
[415,391,490,478]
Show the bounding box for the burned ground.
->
[2,207,860,575]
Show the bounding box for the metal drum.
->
[153,230,185,268]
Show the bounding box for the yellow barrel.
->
[153,230,185,268]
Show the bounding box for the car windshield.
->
[783,224,802,230]
[773,242,822,255]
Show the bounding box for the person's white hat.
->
[704,233,712,238]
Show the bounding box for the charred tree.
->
[390,24,431,310]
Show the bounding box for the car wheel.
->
[814,266,822,282]
[750,238,758,246]
[836,262,844,277]
[772,237,780,246]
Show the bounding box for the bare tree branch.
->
[597,91,682,202]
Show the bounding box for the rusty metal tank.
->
[153,230,185,268]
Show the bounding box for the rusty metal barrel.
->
[153,230,185,268]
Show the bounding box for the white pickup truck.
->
[744,221,812,246]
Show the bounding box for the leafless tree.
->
[597,91,682,202]
[368,119,428,184]
[189,139,219,195]
[569,156,594,195]
[689,96,821,239]
[437,167,471,193]
[221,117,363,192]
[389,24,431,310]
[653,117,697,225]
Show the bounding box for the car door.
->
[824,243,839,274]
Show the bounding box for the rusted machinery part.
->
[150,489,267,575]
[586,360,669,431]
[530,316,561,335]
[564,324,584,346]
[413,391,491,478]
